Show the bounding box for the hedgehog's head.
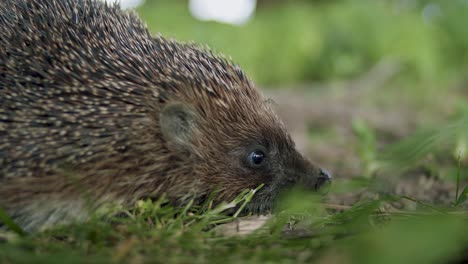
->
[156,47,331,213]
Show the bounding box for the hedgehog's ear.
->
[160,102,199,153]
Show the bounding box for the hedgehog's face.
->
[211,127,332,214]
[229,139,332,214]
[159,101,331,213]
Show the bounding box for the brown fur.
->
[0,0,330,231]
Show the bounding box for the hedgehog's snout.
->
[292,154,331,191]
[299,166,331,191]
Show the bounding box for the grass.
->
[1,186,467,263]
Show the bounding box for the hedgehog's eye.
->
[247,150,266,168]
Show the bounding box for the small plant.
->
[352,119,379,177]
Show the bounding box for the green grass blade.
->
[454,186,468,207]
[0,207,25,236]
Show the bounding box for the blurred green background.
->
[136,0,468,91]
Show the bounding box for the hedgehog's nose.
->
[314,168,332,190]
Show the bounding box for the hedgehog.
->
[0,0,331,231]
